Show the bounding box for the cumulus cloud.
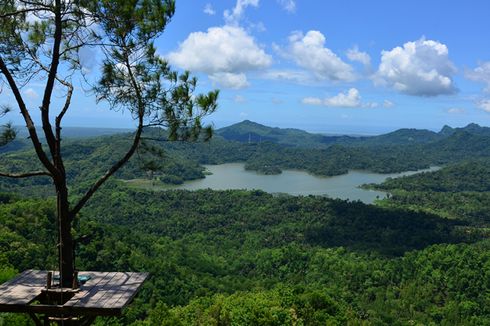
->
[209,72,249,89]
[324,88,361,107]
[347,46,371,67]
[167,25,271,89]
[303,88,368,108]
[203,3,216,15]
[224,0,259,25]
[466,62,490,92]
[376,38,456,96]
[279,31,355,82]
[477,99,490,113]
[23,88,39,100]
[277,0,296,13]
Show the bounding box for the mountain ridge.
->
[216,120,489,148]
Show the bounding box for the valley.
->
[0,121,489,325]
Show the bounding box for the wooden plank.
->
[82,272,133,308]
[0,270,44,305]
[66,272,118,307]
[0,270,34,291]
[0,270,148,316]
[64,271,111,307]
[109,272,149,309]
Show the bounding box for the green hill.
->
[216,120,361,148]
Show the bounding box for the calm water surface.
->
[160,163,438,204]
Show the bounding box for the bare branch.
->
[0,171,51,179]
[0,56,58,178]
[0,8,45,19]
[71,125,143,217]
[55,81,73,142]
[40,0,63,162]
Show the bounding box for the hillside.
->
[216,120,361,148]
[2,122,490,196]
[1,122,490,324]
[1,187,488,325]
[217,120,490,148]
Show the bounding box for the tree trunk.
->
[57,184,74,288]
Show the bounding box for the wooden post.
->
[73,271,79,289]
[46,272,52,289]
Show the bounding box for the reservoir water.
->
[150,163,439,204]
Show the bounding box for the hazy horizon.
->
[12,119,488,137]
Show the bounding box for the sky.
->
[4,0,490,134]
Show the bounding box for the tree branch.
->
[71,45,145,218]
[71,124,143,217]
[0,8,46,19]
[0,171,51,179]
[0,56,58,178]
[40,0,62,164]
[55,82,73,142]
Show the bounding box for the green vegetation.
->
[1,122,490,324]
[3,122,490,193]
[0,186,488,325]
[371,160,490,227]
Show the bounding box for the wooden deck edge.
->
[0,303,121,316]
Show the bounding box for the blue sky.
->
[6,0,490,134]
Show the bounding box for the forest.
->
[0,123,490,325]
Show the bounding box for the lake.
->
[140,163,439,204]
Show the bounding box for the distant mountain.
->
[216,120,361,148]
[361,128,441,146]
[217,120,490,148]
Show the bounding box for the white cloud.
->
[249,21,266,33]
[363,102,379,108]
[383,100,394,108]
[224,0,259,25]
[167,25,271,89]
[376,38,457,96]
[324,88,361,107]
[203,3,216,15]
[261,69,311,84]
[302,97,322,106]
[23,88,39,100]
[280,31,356,82]
[209,72,249,89]
[466,62,490,92]
[277,0,296,13]
[477,99,490,113]
[303,88,367,108]
[234,95,246,103]
[347,46,371,66]
[447,107,465,114]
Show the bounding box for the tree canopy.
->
[0,0,218,287]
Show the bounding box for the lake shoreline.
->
[122,163,440,204]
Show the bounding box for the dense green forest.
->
[370,160,490,227]
[1,187,489,325]
[1,122,490,324]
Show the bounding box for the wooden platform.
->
[0,270,148,316]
